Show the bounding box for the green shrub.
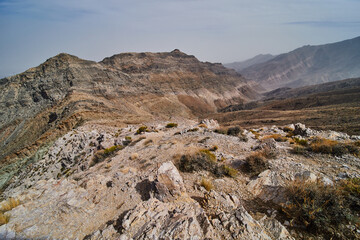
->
[291,145,307,155]
[136,126,148,134]
[294,137,308,146]
[90,145,123,167]
[165,123,178,128]
[227,126,241,136]
[222,165,238,178]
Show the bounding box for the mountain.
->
[0,50,259,180]
[224,54,275,72]
[239,36,360,90]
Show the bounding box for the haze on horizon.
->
[0,0,359,78]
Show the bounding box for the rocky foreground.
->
[0,120,359,239]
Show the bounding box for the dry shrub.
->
[130,153,139,160]
[227,126,242,136]
[262,134,288,142]
[214,128,227,135]
[242,151,270,176]
[222,165,238,178]
[178,149,236,178]
[291,145,307,155]
[0,198,20,212]
[250,130,260,139]
[0,197,20,226]
[0,212,9,225]
[200,178,214,191]
[144,139,153,145]
[283,126,294,132]
[165,123,178,128]
[187,128,199,132]
[294,137,308,146]
[279,179,360,239]
[309,138,360,156]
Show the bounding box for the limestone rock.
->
[118,198,219,240]
[199,119,220,129]
[154,161,186,202]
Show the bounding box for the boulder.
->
[154,161,186,202]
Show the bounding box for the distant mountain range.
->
[224,54,275,72]
[226,36,360,90]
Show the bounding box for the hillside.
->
[214,78,360,135]
[224,54,275,72]
[239,36,360,90]
[0,50,258,189]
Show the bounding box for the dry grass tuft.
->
[200,178,214,191]
[0,198,20,212]
[0,213,9,225]
[262,134,288,142]
[130,153,139,160]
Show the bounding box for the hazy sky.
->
[1,0,359,77]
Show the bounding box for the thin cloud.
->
[286,21,360,28]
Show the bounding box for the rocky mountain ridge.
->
[0,120,359,239]
[224,54,275,72]
[0,50,258,175]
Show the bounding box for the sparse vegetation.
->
[0,198,20,212]
[250,130,260,139]
[209,145,218,151]
[129,136,146,146]
[227,126,241,136]
[200,178,214,191]
[0,197,20,226]
[179,149,237,178]
[222,165,238,178]
[0,213,9,225]
[290,137,360,157]
[144,139,153,145]
[165,123,178,128]
[187,128,199,132]
[214,128,227,135]
[90,145,123,167]
[278,179,360,239]
[242,151,270,176]
[262,134,288,142]
[294,137,308,146]
[130,153,139,160]
[136,126,148,135]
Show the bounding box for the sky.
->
[0,0,360,77]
